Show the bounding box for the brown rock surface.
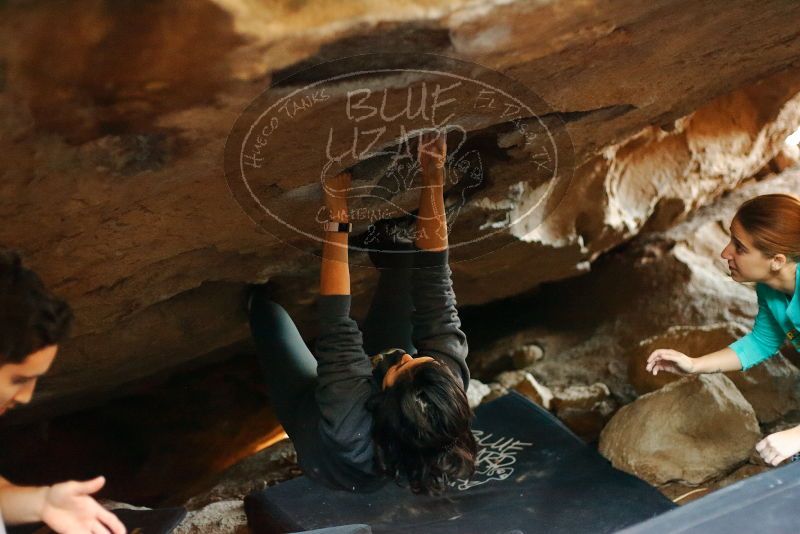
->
[730,356,800,424]
[1,1,800,417]
[173,500,249,534]
[629,323,800,423]
[629,324,744,394]
[599,374,761,485]
[495,370,554,409]
[658,462,772,505]
[183,439,301,511]
[471,335,546,377]
[551,382,616,442]
[475,169,800,402]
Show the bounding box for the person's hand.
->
[40,476,126,534]
[418,131,447,184]
[324,172,352,222]
[756,426,800,466]
[645,349,695,376]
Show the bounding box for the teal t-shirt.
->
[729,265,800,370]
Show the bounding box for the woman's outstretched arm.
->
[645,346,742,376]
[409,130,470,386]
[315,171,374,479]
[320,172,352,295]
[646,286,785,376]
[415,131,448,252]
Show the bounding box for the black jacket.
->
[304,249,469,492]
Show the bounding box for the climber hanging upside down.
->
[248,130,477,494]
[646,193,800,467]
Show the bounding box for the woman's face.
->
[0,345,57,416]
[382,353,435,389]
[720,219,775,283]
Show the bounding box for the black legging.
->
[248,259,416,438]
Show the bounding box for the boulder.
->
[511,343,545,368]
[467,378,492,409]
[599,374,761,485]
[183,439,300,511]
[551,382,612,412]
[771,145,800,173]
[629,323,800,422]
[551,383,616,442]
[628,323,743,394]
[472,338,545,377]
[732,356,800,424]
[173,500,248,534]
[495,370,553,410]
[483,382,510,404]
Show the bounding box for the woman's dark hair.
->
[0,249,73,364]
[367,360,477,495]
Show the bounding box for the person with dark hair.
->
[0,250,125,534]
[249,130,477,494]
[645,193,800,467]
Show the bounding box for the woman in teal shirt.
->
[646,193,800,466]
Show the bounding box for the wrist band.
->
[323,221,352,233]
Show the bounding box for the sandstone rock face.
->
[495,370,553,409]
[629,307,800,426]
[174,439,304,533]
[1,0,800,415]
[729,356,800,424]
[183,439,300,511]
[551,382,616,442]
[173,500,248,534]
[483,382,510,404]
[629,324,745,394]
[467,169,800,415]
[599,374,761,485]
[467,378,492,409]
[551,382,611,412]
[471,377,617,442]
[471,335,546,377]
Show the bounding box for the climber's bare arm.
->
[416,131,448,252]
[320,172,351,296]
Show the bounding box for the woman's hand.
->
[645,349,696,376]
[418,131,446,185]
[756,426,800,466]
[41,477,126,534]
[324,172,352,222]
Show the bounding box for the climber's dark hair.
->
[0,249,73,364]
[367,360,477,495]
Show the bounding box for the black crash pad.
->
[289,526,372,534]
[620,460,800,534]
[245,392,674,533]
[7,506,186,534]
